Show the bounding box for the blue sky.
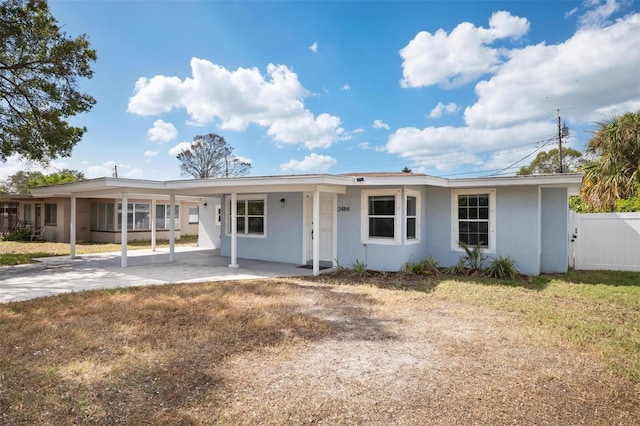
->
[3,0,640,181]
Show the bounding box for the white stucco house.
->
[17,171,583,276]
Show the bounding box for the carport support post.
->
[313,190,320,276]
[70,195,77,259]
[169,194,175,262]
[121,192,128,268]
[229,191,239,268]
[151,199,157,252]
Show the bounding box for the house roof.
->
[27,172,584,199]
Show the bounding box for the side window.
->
[405,189,420,243]
[225,195,267,237]
[188,206,199,224]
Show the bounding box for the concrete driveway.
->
[0,247,316,304]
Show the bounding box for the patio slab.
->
[0,247,318,304]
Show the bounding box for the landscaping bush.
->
[483,256,520,279]
[2,229,32,241]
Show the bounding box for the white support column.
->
[169,194,175,262]
[151,199,157,252]
[70,196,77,259]
[229,192,239,268]
[121,193,128,268]
[313,189,320,276]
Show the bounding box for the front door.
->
[305,193,334,263]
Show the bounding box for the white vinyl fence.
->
[569,212,640,272]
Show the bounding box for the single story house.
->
[14,172,581,276]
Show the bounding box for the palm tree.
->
[581,111,640,211]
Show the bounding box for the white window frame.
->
[451,188,496,254]
[225,194,267,239]
[405,189,421,245]
[361,189,402,245]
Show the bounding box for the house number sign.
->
[338,206,350,212]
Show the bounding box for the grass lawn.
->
[0,236,198,266]
[0,269,638,424]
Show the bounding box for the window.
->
[117,203,152,230]
[361,189,401,245]
[23,204,32,224]
[155,204,180,230]
[406,190,420,243]
[44,203,57,225]
[225,195,266,237]
[91,203,115,231]
[451,189,496,253]
[188,206,199,224]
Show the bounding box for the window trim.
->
[451,188,496,254]
[225,194,267,239]
[405,189,421,245]
[361,189,402,245]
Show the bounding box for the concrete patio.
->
[0,247,318,304]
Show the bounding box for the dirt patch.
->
[216,281,639,425]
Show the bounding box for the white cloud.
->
[144,150,159,157]
[309,41,318,53]
[125,168,144,179]
[86,161,129,179]
[373,119,390,130]
[234,155,252,164]
[280,153,337,172]
[168,141,193,156]
[578,0,622,28]
[399,11,530,89]
[352,127,365,134]
[342,84,351,91]
[386,122,552,172]
[147,119,178,143]
[358,142,371,150]
[0,156,70,181]
[428,102,460,119]
[128,58,345,150]
[464,12,640,129]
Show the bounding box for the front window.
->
[226,195,266,237]
[155,204,180,230]
[44,203,57,225]
[117,203,153,231]
[361,189,401,245]
[451,189,496,253]
[91,202,115,231]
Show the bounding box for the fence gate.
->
[570,212,640,272]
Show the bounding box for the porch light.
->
[280,198,286,207]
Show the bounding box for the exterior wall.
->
[180,202,200,236]
[335,186,428,271]
[220,192,303,264]
[540,188,569,273]
[425,185,550,276]
[495,186,541,276]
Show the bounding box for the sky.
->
[2,0,640,181]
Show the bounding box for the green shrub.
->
[484,256,520,279]
[350,259,368,279]
[443,259,467,276]
[459,241,487,273]
[3,229,32,241]
[420,257,441,275]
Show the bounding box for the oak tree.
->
[177,133,251,178]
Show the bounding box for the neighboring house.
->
[0,193,200,244]
[24,172,582,276]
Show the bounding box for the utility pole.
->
[557,109,569,173]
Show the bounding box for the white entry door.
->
[305,193,334,262]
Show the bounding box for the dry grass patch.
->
[1,277,639,425]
